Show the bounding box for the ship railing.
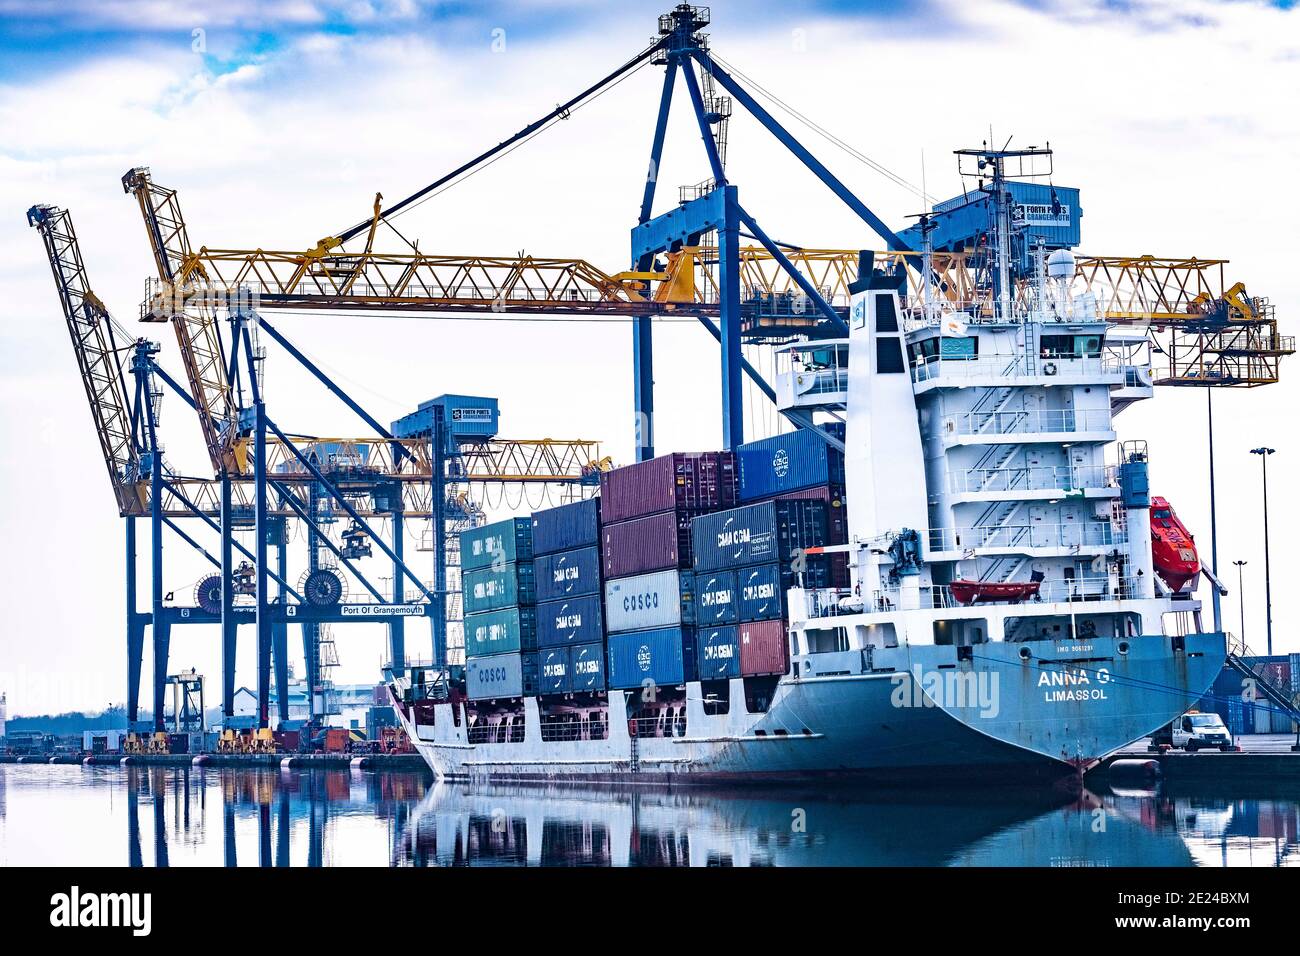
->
[928,521,1126,553]
[789,367,848,397]
[467,719,527,744]
[943,407,1113,438]
[928,575,1144,607]
[539,716,609,742]
[949,463,1117,495]
[806,588,859,617]
[901,304,1004,332]
[859,587,958,612]
[912,354,1116,385]
[629,712,689,739]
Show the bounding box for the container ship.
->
[389,150,1226,784]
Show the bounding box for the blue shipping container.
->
[691,499,829,572]
[532,497,601,556]
[534,546,602,602]
[694,570,738,624]
[737,563,786,622]
[466,652,539,701]
[737,426,845,502]
[607,627,698,689]
[538,646,572,694]
[460,517,533,572]
[537,593,604,647]
[571,642,607,692]
[697,626,741,679]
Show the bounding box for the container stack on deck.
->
[735,424,849,587]
[531,497,607,696]
[600,452,737,689]
[691,495,833,679]
[460,518,539,700]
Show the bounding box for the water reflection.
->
[0,764,1295,867]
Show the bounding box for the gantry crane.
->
[30,196,610,731]
[37,4,1291,731]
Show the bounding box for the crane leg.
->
[151,618,171,734]
[125,516,145,726]
[220,476,237,719]
[389,510,406,674]
[273,522,289,724]
[273,622,289,725]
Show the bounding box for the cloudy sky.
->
[0,0,1296,716]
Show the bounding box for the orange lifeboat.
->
[1150,496,1200,592]
[949,579,1042,605]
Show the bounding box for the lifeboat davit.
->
[1150,495,1200,592]
[949,579,1042,605]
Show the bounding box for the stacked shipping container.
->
[735,424,849,587]
[600,453,737,689]
[1195,654,1300,735]
[531,498,606,695]
[461,518,540,699]
[690,498,833,678]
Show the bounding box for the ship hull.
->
[394,632,1225,785]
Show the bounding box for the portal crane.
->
[32,199,610,731]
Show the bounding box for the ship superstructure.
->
[390,147,1226,783]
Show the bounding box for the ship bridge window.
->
[1040,334,1102,359]
[909,336,978,364]
[800,344,848,370]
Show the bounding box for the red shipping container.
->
[599,452,737,523]
[739,620,788,676]
[602,511,699,578]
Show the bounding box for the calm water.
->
[0,764,1296,867]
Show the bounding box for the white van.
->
[1169,712,1234,752]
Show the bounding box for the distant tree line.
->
[5,706,140,736]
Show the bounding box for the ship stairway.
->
[971,383,1019,417]
[981,555,1029,583]
[968,442,1023,486]
[1225,647,1300,726]
[973,499,1022,537]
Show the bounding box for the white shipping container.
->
[604,569,695,633]
[82,729,126,753]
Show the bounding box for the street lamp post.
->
[1232,559,1247,651]
[1249,447,1275,656]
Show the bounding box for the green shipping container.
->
[460,517,533,572]
[462,562,537,614]
[464,607,539,657]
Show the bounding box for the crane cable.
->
[709,51,933,206]
[337,36,668,244]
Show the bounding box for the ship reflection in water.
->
[0,765,1296,867]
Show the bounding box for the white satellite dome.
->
[1046,248,1077,280]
